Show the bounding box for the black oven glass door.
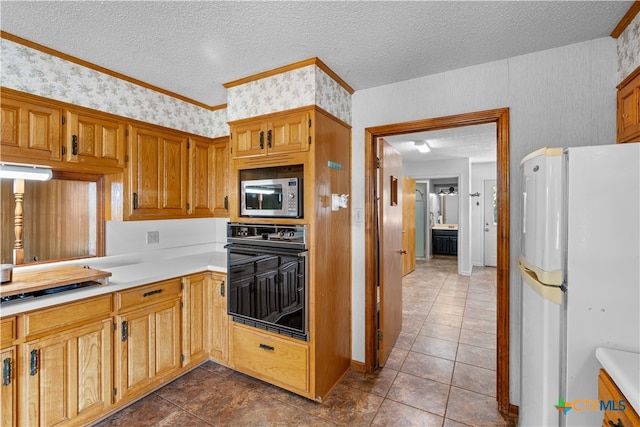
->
[244,184,283,211]
[227,245,307,340]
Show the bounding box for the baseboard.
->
[350,360,366,372]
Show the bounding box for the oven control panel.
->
[227,223,307,249]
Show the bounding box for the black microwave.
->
[240,178,302,218]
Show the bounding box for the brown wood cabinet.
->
[188,136,229,218]
[230,110,310,159]
[19,295,113,427]
[0,93,62,163]
[208,272,229,364]
[182,273,209,368]
[617,66,640,143]
[1,317,17,427]
[598,368,640,427]
[64,109,126,168]
[114,278,182,403]
[228,106,351,402]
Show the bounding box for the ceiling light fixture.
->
[0,164,53,181]
[413,140,430,153]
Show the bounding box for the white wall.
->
[351,37,618,405]
[403,158,472,275]
[106,218,228,255]
[471,162,497,266]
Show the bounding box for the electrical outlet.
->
[147,231,160,245]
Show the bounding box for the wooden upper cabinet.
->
[230,110,310,159]
[188,136,229,217]
[617,68,640,143]
[65,110,126,168]
[0,94,62,162]
[128,124,188,219]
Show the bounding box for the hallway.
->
[96,257,513,426]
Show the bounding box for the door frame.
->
[363,108,513,415]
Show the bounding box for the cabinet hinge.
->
[376,158,381,169]
[181,281,185,290]
[308,119,311,127]
[187,141,190,149]
[308,136,312,145]
[230,146,233,154]
[377,329,383,341]
[125,129,129,137]
[180,301,184,309]
[180,354,185,364]
[124,154,129,163]
[61,116,66,125]
[186,203,190,212]
[61,146,66,156]
[112,388,117,398]
[112,322,116,332]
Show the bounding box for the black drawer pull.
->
[259,343,275,351]
[143,289,162,297]
[608,419,625,427]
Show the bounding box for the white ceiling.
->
[0,1,631,163]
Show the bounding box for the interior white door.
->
[483,179,497,267]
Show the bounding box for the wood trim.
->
[350,360,366,372]
[0,31,225,111]
[617,64,640,89]
[363,108,512,414]
[223,57,354,94]
[611,1,640,38]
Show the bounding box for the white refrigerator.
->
[518,143,640,427]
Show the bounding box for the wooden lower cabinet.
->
[0,346,17,427]
[598,369,640,427]
[21,319,112,427]
[182,273,209,367]
[114,297,181,403]
[230,323,309,395]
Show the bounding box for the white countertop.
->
[596,347,640,415]
[0,244,227,316]
[432,224,458,230]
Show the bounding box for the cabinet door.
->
[115,299,181,403]
[0,346,16,427]
[211,140,230,217]
[129,125,187,218]
[188,137,215,217]
[0,95,62,162]
[209,273,229,364]
[433,234,448,255]
[268,111,310,155]
[22,320,112,427]
[231,121,266,158]
[65,110,126,168]
[617,74,640,143]
[182,274,209,367]
[449,236,458,256]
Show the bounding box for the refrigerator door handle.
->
[519,261,563,304]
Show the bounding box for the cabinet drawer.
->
[116,278,182,312]
[24,294,112,338]
[598,369,640,427]
[1,317,16,346]
[231,324,308,393]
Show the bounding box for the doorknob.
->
[484,228,490,232]
[399,249,407,254]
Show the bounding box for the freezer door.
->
[520,147,564,286]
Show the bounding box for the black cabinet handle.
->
[121,321,128,342]
[608,419,625,427]
[2,358,11,386]
[224,195,228,210]
[267,129,272,148]
[30,349,38,376]
[259,131,264,150]
[259,343,275,351]
[133,193,138,210]
[143,289,162,297]
[220,280,225,297]
[72,135,78,155]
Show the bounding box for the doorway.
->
[363,108,512,414]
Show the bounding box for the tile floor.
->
[95,256,515,426]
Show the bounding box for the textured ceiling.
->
[0,1,632,108]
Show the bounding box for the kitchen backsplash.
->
[105,218,229,256]
[0,38,229,138]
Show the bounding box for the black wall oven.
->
[226,223,308,341]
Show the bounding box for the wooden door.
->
[182,273,209,367]
[231,121,266,158]
[378,139,403,367]
[209,273,229,363]
[402,177,416,275]
[66,110,126,168]
[0,95,62,162]
[130,125,187,218]
[211,139,229,217]
[22,320,112,426]
[268,111,310,155]
[0,346,16,427]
